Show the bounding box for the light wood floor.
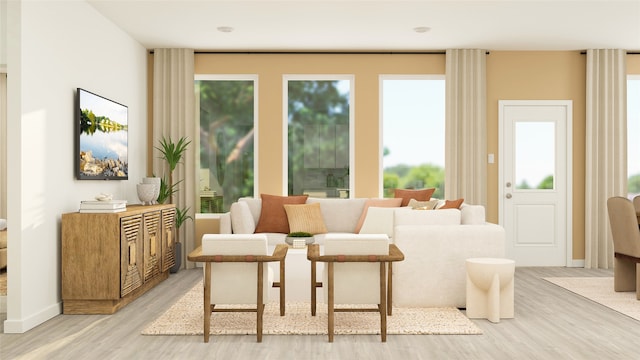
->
[1,267,639,360]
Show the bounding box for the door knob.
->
[506,182,512,188]
[506,193,512,199]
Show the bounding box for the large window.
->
[195,76,257,212]
[381,76,445,198]
[286,77,352,198]
[629,76,640,199]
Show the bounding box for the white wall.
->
[4,0,148,333]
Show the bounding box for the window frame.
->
[378,74,446,197]
[194,74,259,208]
[282,74,355,197]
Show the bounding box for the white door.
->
[499,100,572,266]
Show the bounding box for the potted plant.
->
[155,135,192,273]
[285,231,314,247]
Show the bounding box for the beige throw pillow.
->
[283,203,328,235]
[408,199,439,210]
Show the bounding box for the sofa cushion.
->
[460,204,486,225]
[254,194,308,234]
[437,198,464,209]
[283,203,328,235]
[394,208,461,226]
[394,188,436,207]
[239,197,262,224]
[407,199,439,210]
[306,198,367,233]
[355,198,403,233]
[359,206,412,239]
[230,201,256,234]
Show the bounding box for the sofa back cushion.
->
[230,201,256,234]
[460,204,486,225]
[394,208,461,226]
[306,198,367,233]
[239,197,262,224]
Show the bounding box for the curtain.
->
[585,49,627,269]
[0,73,6,218]
[444,49,487,206]
[153,48,196,269]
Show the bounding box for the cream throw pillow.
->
[407,199,439,210]
[283,203,328,235]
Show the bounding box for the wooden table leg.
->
[380,262,387,342]
[280,258,286,316]
[204,262,211,343]
[311,259,317,316]
[387,262,393,316]
[328,262,334,343]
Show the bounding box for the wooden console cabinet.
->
[61,204,176,314]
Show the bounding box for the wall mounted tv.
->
[76,88,128,180]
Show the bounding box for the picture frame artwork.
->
[76,88,128,180]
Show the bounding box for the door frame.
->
[498,100,574,267]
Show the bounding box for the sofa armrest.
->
[392,223,506,308]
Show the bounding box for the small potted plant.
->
[286,231,314,248]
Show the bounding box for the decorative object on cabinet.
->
[137,183,156,205]
[142,177,161,204]
[61,204,176,314]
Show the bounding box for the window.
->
[381,76,445,198]
[195,76,257,212]
[285,77,352,198]
[629,76,640,199]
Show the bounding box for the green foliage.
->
[537,175,554,189]
[198,80,255,212]
[629,173,640,194]
[156,175,180,205]
[156,136,191,173]
[385,163,445,199]
[288,231,312,238]
[175,207,193,229]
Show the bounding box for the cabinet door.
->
[143,211,162,281]
[120,214,143,297]
[161,208,177,272]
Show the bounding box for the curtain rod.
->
[149,50,492,55]
[580,51,640,55]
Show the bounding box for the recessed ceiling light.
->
[413,26,431,33]
[217,26,234,33]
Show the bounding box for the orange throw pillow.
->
[254,194,309,233]
[394,188,436,207]
[439,198,464,209]
[355,198,403,233]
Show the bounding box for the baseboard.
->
[3,301,62,333]
[568,259,585,268]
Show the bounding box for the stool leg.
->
[488,273,500,323]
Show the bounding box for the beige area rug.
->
[142,281,482,336]
[544,277,640,321]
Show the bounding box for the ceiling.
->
[88,0,640,52]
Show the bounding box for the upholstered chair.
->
[308,234,404,342]
[188,234,287,342]
[606,197,640,299]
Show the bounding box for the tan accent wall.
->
[194,54,446,197]
[487,51,586,261]
[146,51,640,263]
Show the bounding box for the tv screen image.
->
[76,88,128,180]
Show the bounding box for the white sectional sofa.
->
[214,196,505,308]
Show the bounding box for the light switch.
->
[488,153,495,164]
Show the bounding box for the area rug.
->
[544,277,640,321]
[142,281,482,336]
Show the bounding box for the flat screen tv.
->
[76,88,128,180]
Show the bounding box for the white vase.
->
[137,183,156,205]
[142,177,161,204]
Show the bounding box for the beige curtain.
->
[585,49,627,269]
[445,49,487,206]
[0,73,6,218]
[153,48,196,269]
